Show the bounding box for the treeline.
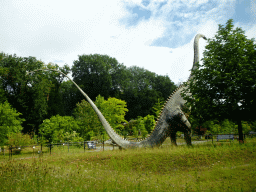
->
[1,49,256,146]
[0,52,176,144]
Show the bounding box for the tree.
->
[73,99,102,140]
[0,64,8,103]
[0,52,71,134]
[0,53,46,134]
[143,114,155,134]
[8,132,36,148]
[151,98,165,120]
[72,54,119,101]
[39,115,80,143]
[182,19,256,143]
[96,96,128,134]
[0,101,25,145]
[42,63,71,118]
[59,80,81,116]
[121,66,176,120]
[73,95,128,140]
[136,116,148,138]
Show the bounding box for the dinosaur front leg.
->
[184,130,192,145]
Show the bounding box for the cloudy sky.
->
[1,0,255,85]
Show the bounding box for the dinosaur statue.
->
[26,33,206,149]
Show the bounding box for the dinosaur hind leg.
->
[170,131,177,146]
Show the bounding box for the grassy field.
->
[0,138,255,192]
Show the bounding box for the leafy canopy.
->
[73,95,128,140]
[39,115,81,143]
[182,19,256,124]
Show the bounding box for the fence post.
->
[68,142,69,152]
[9,145,12,160]
[50,144,52,155]
[84,141,85,152]
[103,140,104,151]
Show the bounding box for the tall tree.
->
[59,80,79,116]
[182,19,256,143]
[0,53,46,134]
[121,66,176,120]
[72,54,120,101]
[0,52,71,134]
[73,95,128,140]
[41,63,71,118]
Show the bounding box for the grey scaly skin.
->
[26,34,206,149]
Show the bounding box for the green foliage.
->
[135,117,148,138]
[41,63,71,118]
[63,131,84,143]
[143,114,155,134]
[121,66,176,120]
[123,120,137,136]
[0,101,25,145]
[73,95,128,140]
[72,54,118,101]
[27,63,71,130]
[241,121,252,134]
[182,19,256,136]
[151,98,164,119]
[0,52,71,133]
[183,19,256,120]
[39,115,80,143]
[250,121,256,131]
[59,80,78,116]
[7,132,36,147]
[73,99,100,140]
[0,53,46,133]
[86,130,95,141]
[123,115,155,138]
[97,96,128,134]
[202,119,252,134]
[0,66,8,103]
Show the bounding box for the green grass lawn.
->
[0,138,255,191]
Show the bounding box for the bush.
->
[143,115,155,134]
[39,115,80,143]
[7,132,36,154]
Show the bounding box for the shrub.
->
[7,132,36,154]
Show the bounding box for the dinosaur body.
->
[27,34,206,149]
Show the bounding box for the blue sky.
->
[0,0,255,85]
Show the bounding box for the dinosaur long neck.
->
[188,34,206,81]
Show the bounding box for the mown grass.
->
[0,138,255,192]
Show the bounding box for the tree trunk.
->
[236,105,244,144]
